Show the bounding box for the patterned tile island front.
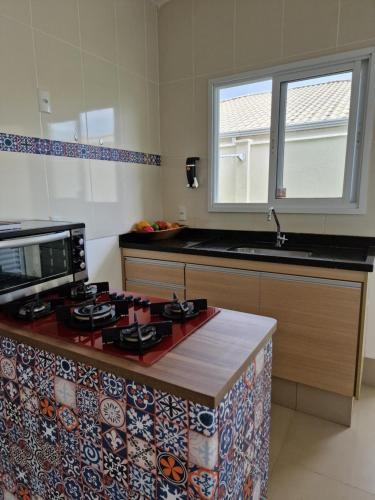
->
[0,309,275,499]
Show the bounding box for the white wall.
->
[365,273,375,359]
[0,0,163,284]
[86,236,122,289]
[158,0,375,357]
[159,0,375,234]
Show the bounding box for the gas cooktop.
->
[0,282,219,366]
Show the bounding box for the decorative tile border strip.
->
[0,132,161,166]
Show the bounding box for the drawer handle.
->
[126,278,185,289]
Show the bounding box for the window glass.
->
[217,79,272,203]
[278,72,352,199]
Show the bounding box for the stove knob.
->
[141,299,151,307]
[79,262,86,270]
[78,249,85,257]
[133,297,142,305]
[75,237,84,246]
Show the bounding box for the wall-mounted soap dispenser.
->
[186,157,200,188]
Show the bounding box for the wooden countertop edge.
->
[0,318,276,407]
[211,324,275,404]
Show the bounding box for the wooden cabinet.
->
[121,248,366,398]
[260,273,362,396]
[124,257,185,299]
[186,264,260,314]
[125,257,184,285]
[125,281,183,300]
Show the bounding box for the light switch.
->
[38,89,52,114]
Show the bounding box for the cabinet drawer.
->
[126,280,185,300]
[186,264,260,314]
[125,257,185,286]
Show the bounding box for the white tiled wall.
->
[158,0,375,356]
[86,236,122,289]
[0,0,163,286]
[158,0,375,237]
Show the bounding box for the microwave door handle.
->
[0,230,71,249]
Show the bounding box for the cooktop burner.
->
[102,313,172,354]
[73,302,115,322]
[19,300,51,319]
[7,296,65,321]
[150,293,208,322]
[56,297,129,331]
[66,281,110,301]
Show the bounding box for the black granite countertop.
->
[119,228,375,272]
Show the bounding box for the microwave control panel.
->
[71,227,88,280]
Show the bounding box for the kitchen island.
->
[0,302,275,499]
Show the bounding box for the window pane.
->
[279,72,352,199]
[217,79,272,203]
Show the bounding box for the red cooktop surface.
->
[0,292,220,366]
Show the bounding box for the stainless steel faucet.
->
[267,207,288,248]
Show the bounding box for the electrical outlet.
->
[38,89,52,114]
[178,206,187,221]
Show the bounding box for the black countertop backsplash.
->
[119,228,375,272]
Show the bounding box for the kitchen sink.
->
[227,246,313,258]
[185,240,368,262]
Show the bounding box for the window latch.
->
[276,187,287,199]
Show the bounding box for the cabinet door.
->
[186,264,260,314]
[124,257,185,288]
[126,280,185,300]
[260,274,362,396]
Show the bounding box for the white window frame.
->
[208,48,375,214]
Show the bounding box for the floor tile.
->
[351,385,375,431]
[270,385,375,494]
[269,404,294,472]
[269,462,375,500]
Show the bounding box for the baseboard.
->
[271,377,297,409]
[296,384,352,427]
[363,357,375,387]
[272,376,353,426]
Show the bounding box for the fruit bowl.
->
[132,225,186,241]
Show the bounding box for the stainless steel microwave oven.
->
[0,220,88,304]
